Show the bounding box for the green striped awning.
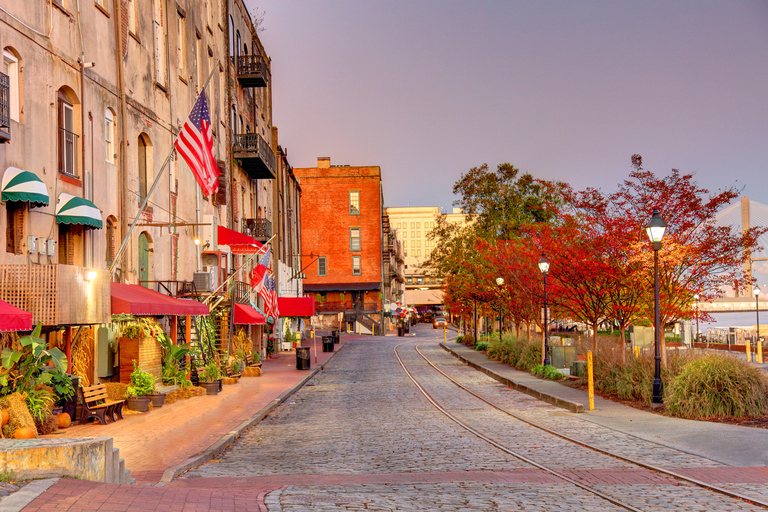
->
[2,167,49,207]
[55,193,103,229]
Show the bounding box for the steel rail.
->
[402,340,768,509]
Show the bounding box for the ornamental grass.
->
[665,355,768,419]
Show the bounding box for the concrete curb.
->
[158,343,347,484]
[440,343,585,414]
[0,478,59,512]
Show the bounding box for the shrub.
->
[515,341,542,371]
[129,362,157,396]
[665,355,768,419]
[462,335,475,346]
[475,341,489,351]
[488,336,532,368]
[531,364,565,380]
[456,336,463,344]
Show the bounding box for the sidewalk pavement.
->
[442,341,768,468]
[43,338,345,486]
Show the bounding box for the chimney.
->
[318,157,331,168]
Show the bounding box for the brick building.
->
[294,157,385,333]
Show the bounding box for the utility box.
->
[97,326,116,378]
[551,345,577,369]
[629,325,654,349]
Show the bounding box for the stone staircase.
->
[104,438,135,484]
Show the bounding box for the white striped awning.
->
[55,193,103,229]
[1,167,49,207]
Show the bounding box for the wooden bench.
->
[223,363,241,379]
[79,384,125,425]
[245,354,262,368]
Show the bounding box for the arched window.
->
[138,231,153,287]
[231,105,236,135]
[2,47,21,122]
[106,216,118,264]
[229,15,235,60]
[235,30,241,63]
[105,108,116,163]
[138,133,152,203]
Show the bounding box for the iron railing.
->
[0,72,9,129]
[232,132,275,173]
[243,218,272,239]
[58,126,79,178]
[236,54,270,84]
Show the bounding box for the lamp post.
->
[538,254,551,366]
[646,209,667,404]
[693,293,700,344]
[755,286,761,349]
[496,277,504,344]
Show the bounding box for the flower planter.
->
[199,381,220,395]
[146,393,165,408]
[126,397,150,412]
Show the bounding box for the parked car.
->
[433,317,447,329]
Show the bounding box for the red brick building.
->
[294,157,384,332]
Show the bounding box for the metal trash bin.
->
[322,336,334,352]
[397,325,404,337]
[332,330,339,344]
[296,347,311,370]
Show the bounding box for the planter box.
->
[126,397,150,412]
[199,381,220,395]
[146,393,165,408]
[119,337,162,384]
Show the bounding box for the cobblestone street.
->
[166,325,768,511]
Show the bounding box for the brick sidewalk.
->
[43,340,341,485]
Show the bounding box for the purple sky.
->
[250,0,768,215]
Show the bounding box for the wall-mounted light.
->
[86,270,98,281]
[194,238,201,245]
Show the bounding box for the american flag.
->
[249,247,271,291]
[175,91,219,196]
[259,273,279,320]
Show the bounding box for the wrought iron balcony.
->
[0,72,9,143]
[58,127,79,178]
[243,218,272,242]
[236,54,270,88]
[233,132,276,180]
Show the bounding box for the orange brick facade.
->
[294,158,383,309]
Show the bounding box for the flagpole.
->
[109,61,221,277]
[203,234,276,304]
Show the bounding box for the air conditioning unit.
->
[194,270,213,292]
[201,253,220,268]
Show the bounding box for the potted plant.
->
[126,362,156,410]
[124,386,150,412]
[198,362,222,395]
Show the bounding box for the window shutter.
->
[13,207,23,254]
[215,160,227,205]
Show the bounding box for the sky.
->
[249,0,768,214]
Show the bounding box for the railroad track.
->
[394,339,768,512]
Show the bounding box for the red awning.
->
[111,283,210,316]
[276,297,315,317]
[0,299,32,332]
[217,225,264,254]
[233,303,266,325]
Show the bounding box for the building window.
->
[177,12,186,80]
[352,256,361,275]
[350,227,361,251]
[411,231,415,238]
[127,0,137,34]
[95,0,106,9]
[318,257,326,276]
[411,222,415,229]
[3,48,21,123]
[349,191,360,215]
[58,93,77,178]
[416,222,420,228]
[5,202,24,254]
[58,224,83,266]
[138,134,152,203]
[105,108,115,163]
[153,0,168,87]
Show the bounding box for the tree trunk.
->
[619,323,626,365]
[592,322,599,353]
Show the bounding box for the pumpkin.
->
[0,410,9,426]
[13,427,35,439]
[57,412,72,429]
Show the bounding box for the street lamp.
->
[646,209,667,404]
[538,253,551,366]
[693,293,700,344]
[496,277,504,344]
[755,286,761,349]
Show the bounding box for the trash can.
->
[322,336,334,352]
[332,330,339,344]
[397,325,404,337]
[63,374,80,421]
[296,347,310,370]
